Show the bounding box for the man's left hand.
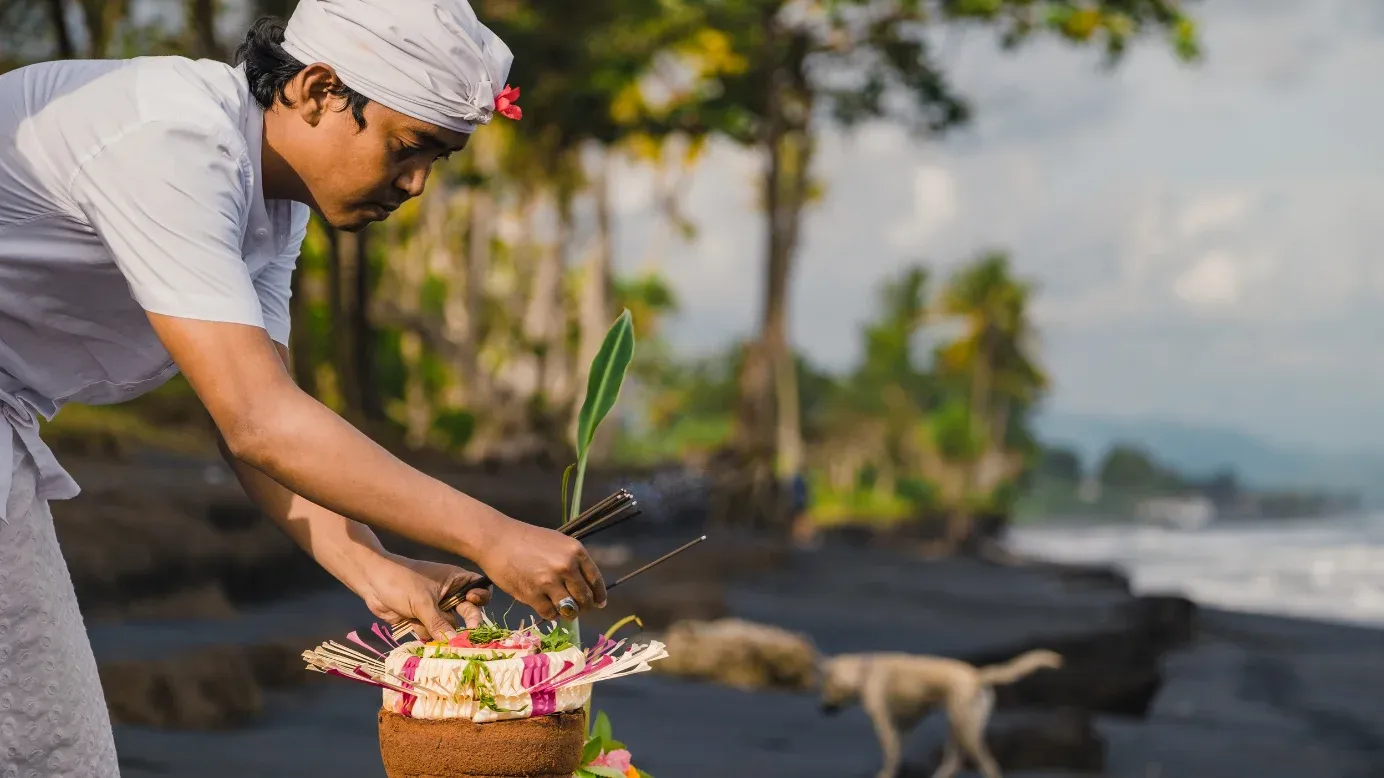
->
[358,554,492,640]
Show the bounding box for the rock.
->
[83,582,238,622]
[98,641,314,730]
[963,594,1198,717]
[654,618,820,691]
[53,488,331,621]
[913,710,1106,775]
[100,646,265,730]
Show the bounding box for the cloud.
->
[633,0,1382,451]
[1174,250,1242,310]
[1177,191,1254,238]
[887,165,957,251]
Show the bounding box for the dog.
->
[818,649,1063,778]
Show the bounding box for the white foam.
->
[1006,514,1384,627]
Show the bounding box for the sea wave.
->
[1006,514,1384,627]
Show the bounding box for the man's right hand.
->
[479,520,607,621]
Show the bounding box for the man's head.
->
[239,18,470,231]
[237,0,514,231]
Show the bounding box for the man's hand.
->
[360,555,493,640]
[146,313,609,622]
[479,521,607,621]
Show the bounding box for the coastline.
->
[46,455,1384,777]
[96,543,1384,777]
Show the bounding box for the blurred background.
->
[4,0,1384,776]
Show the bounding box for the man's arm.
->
[213,343,493,636]
[213,343,385,600]
[68,118,600,621]
[146,312,605,621]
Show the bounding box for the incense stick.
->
[608,535,706,590]
[392,489,639,641]
[390,489,700,642]
[572,506,641,542]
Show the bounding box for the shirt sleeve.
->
[253,205,309,347]
[69,120,265,330]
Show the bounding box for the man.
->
[0,1,604,774]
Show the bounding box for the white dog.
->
[818,649,1063,778]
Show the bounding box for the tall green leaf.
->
[561,463,575,526]
[592,710,614,744]
[568,309,636,523]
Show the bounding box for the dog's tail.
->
[975,649,1062,687]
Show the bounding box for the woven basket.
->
[378,709,587,778]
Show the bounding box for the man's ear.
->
[284,63,346,127]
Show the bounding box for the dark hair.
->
[233,16,371,128]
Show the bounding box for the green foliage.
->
[570,309,636,521]
[11,0,1204,545]
[540,624,577,653]
[575,311,637,467]
[1036,447,1084,484]
[809,478,918,527]
[575,709,652,778]
[432,410,477,451]
[457,657,520,714]
[561,463,575,523]
[1098,444,1184,494]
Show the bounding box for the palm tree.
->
[929,250,1048,548]
[661,0,1199,532]
[937,250,1047,447]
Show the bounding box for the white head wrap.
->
[281,0,515,133]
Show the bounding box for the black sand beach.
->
[54,455,1384,778]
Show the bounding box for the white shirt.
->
[0,56,310,520]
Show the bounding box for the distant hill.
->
[1032,411,1384,507]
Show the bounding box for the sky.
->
[606,0,1384,454]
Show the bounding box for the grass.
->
[807,481,918,528]
[39,376,218,459]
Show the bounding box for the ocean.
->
[1007,513,1384,628]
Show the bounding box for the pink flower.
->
[591,749,632,772]
[494,84,522,120]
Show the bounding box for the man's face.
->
[303,100,469,231]
[270,65,470,231]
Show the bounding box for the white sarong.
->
[0,424,118,777]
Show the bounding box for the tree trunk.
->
[953,327,997,548]
[77,0,126,58]
[186,0,222,60]
[329,227,377,424]
[254,0,297,19]
[353,230,380,421]
[451,133,497,410]
[944,509,974,551]
[734,35,815,530]
[773,130,812,481]
[46,0,75,59]
[288,267,318,396]
[734,69,787,467]
[398,330,431,448]
[575,152,616,460]
[520,192,569,415]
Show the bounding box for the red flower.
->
[494,84,522,120]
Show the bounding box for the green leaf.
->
[568,309,636,523]
[561,463,575,524]
[605,739,627,751]
[576,309,635,459]
[593,710,613,745]
[583,767,627,778]
[581,736,603,765]
[636,770,655,778]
